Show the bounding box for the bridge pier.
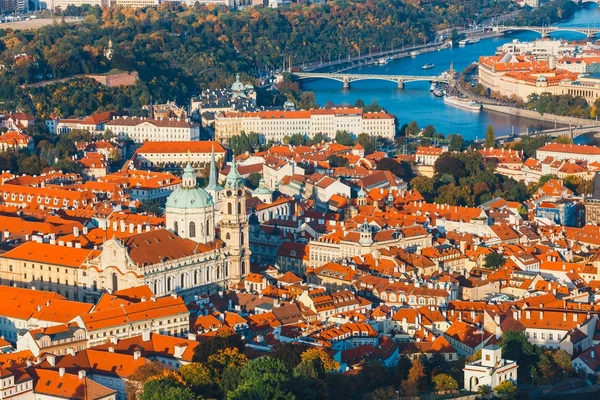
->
[343,78,350,89]
[398,80,404,90]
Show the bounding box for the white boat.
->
[458,39,469,46]
[410,51,419,57]
[430,83,436,91]
[470,38,480,44]
[422,63,435,70]
[444,96,481,112]
[433,89,444,97]
[375,57,390,65]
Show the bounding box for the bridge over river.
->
[491,124,600,143]
[491,25,600,37]
[291,72,449,89]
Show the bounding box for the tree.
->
[501,330,539,383]
[477,384,492,398]
[434,153,466,181]
[448,134,464,152]
[312,132,328,144]
[485,252,505,270]
[484,125,496,148]
[494,380,516,399]
[141,200,164,216]
[179,362,215,393]
[300,348,339,372]
[377,158,414,181]
[410,176,434,202]
[432,373,459,393]
[288,133,308,146]
[563,175,582,193]
[554,135,573,144]
[422,124,436,138]
[246,172,262,189]
[327,154,349,168]
[335,130,354,146]
[356,133,376,155]
[553,349,573,378]
[140,376,195,400]
[369,386,398,400]
[126,361,168,400]
[227,357,295,400]
[271,342,305,369]
[406,358,426,392]
[193,331,245,363]
[405,121,419,137]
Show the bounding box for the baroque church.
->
[80,150,251,302]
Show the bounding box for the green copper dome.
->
[166,161,214,209]
[253,177,271,195]
[166,186,214,209]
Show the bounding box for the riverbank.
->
[482,104,598,128]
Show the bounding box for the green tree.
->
[432,373,459,393]
[141,376,196,400]
[494,380,516,399]
[422,124,436,138]
[410,176,434,202]
[193,332,245,363]
[246,172,262,189]
[356,133,376,155]
[335,130,354,146]
[369,386,398,400]
[485,252,505,269]
[448,134,464,152]
[327,154,349,168]
[312,132,328,144]
[484,125,496,148]
[227,357,295,400]
[288,133,308,146]
[501,330,539,382]
[405,121,420,137]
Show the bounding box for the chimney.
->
[59,367,65,377]
[142,331,151,342]
[108,346,114,353]
[47,354,56,367]
[73,226,79,237]
[78,370,86,380]
[83,226,88,235]
[133,350,141,360]
[129,223,134,234]
[187,333,197,341]
[173,344,186,359]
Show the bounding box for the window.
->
[189,222,196,238]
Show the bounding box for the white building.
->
[135,140,226,170]
[215,108,395,144]
[536,143,600,164]
[106,117,200,143]
[463,345,518,392]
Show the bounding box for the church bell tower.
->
[220,157,251,280]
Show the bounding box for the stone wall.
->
[482,104,598,127]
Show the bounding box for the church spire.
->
[225,155,243,189]
[207,141,220,191]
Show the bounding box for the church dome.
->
[231,74,245,93]
[253,177,271,195]
[166,186,213,209]
[166,162,213,209]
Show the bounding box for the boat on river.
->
[433,89,444,97]
[375,57,391,65]
[444,96,481,112]
[458,39,469,46]
[430,82,436,91]
[422,63,435,69]
[410,51,419,57]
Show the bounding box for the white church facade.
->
[79,152,250,302]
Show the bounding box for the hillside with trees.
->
[0,0,520,117]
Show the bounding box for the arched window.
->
[173,221,178,234]
[238,202,241,214]
[226,233,231,240]
[112,273,118,292]
[194,271,198,285]
[224,263,229,277]
[167,277,172,292]
[189,222,196,238]
[180,274,185,288]
[153,280,158,294]
[241,232,244,245]
[206,220,210,236]
[228,202,232,214]
[241,261,246,276]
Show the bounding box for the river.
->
[299,4,600,141]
